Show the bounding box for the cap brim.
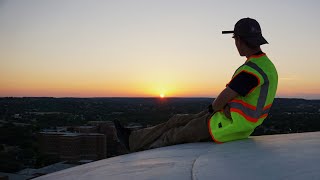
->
[244,35,268,46]
[222,31,234,34]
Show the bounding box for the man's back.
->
[208,53,278,143]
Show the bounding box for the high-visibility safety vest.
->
[208,54,278,143]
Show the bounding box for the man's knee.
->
[167,114,190,125]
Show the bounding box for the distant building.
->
[39,121,143,160]
[80,133,106,160]
[42,127,68,133]
[73,126,98,133]
[59,134,82,162]
[88,121,127,157]
[38,132,106,163]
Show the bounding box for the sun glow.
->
[160,93,165,98]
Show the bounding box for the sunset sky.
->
[1,0,320,99]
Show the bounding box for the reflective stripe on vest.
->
[228,61,271,123]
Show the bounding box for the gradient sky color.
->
[1,0,320,99]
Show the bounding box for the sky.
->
[1,0,320,99]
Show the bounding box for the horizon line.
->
[0,96,319,100]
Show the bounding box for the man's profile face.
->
[233,35,245,57]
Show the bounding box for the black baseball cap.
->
[222,18,268,46]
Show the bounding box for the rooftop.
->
[17,161,76,176]
[34,131,320,180]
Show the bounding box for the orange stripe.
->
[230,100,271,111]
[230,108,258,122]
[207,117,223,144]
[230,108,269,123]
[246,53,266,62]
[230,99,256,110]
[263,104,272,110]
[260,113,268,118]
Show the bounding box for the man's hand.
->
[207,104,214,114]
[211,87,239,113]
[223,104,232,119]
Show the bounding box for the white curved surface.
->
[35,132,320,180]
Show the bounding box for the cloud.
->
[279,76,301,81]
[280,77,295,81]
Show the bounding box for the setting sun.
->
[160,94,165,98]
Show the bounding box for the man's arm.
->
[208,71,259,116]
[212,87,239,113]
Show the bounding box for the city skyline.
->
[1,0,320,99]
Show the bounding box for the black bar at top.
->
[222,31,234,34]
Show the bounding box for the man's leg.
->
[129,110,208,152]
[147,112,212,149]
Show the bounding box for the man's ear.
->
[236,36,243,45]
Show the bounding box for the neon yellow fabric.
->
[208,54,278,143]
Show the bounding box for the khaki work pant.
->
[129,110,213,152]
